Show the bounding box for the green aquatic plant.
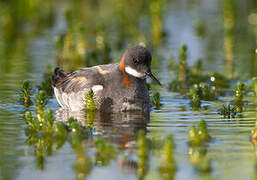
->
[188,147,206,165]
[223,0,235,78]
[168,80,183,93]
[194,20,206,37]
[68,117,91,149]
[94,137,117,166]
[194,156,212,173]
[252,77,257,96]
[235,82,245,113]
[200,83,217,101]
[178,44,188,86]
[137,130,148,180]
[43,109,54,134]
[150,0,165,46]
[198,120,211,142]
[159,135,176,179]
[188,147,212,173]
[191,93,201,110]
[36,90,47,121]
[40,65,53,96]
[192,59,203,74]
[36,139,45,170]
[151,92,162,110]
[188,126,202,146]
[73,144,92,180]
[189,86,201,109]
[189,83,216,105]
[53,122,68,149]
[84,90,97,129]
[21,80,32,107]
[24,111,42,133]
[56,10,87,71]
[219,104,237,118]
[85,90,97,111]
[251,108,257,141]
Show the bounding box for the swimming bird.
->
[52,45,161,112]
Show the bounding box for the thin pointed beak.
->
[146,71,162,86]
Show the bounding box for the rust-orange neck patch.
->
[119,54,132,88]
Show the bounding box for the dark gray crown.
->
[125,45,152,67]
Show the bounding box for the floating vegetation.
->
[159,135,176,180]
[151,92,162,110]
[234,82,245,113]
[21,81,32,107]
[198,120,211,142]
[94,137,117,166]
[137,130,148,180]
[219,104,237,118]
[188,126,202,147]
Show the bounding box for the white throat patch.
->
[125,66,144,78]
[92,85,103,92]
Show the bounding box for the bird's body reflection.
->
[55,108,149,174]
[55,108,149,148]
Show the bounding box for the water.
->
[0,0,256,179]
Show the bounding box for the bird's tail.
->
[51,67,66,87]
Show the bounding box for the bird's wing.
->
[57,68,98,93]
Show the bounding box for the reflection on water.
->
[55,108,149,147]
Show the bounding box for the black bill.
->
[146,71,162,86]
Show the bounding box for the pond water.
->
[0,0,256,180]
